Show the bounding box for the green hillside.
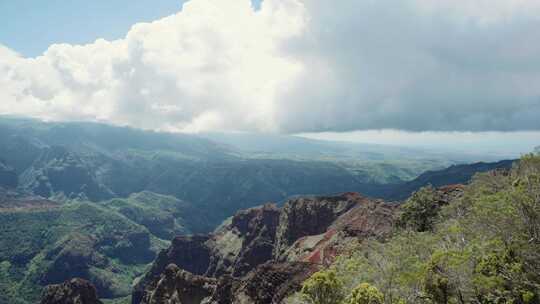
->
[0,201,168,304]
[0,117,499,232]
[293,154,540,304]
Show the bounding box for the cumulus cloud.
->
[1,0,540,132]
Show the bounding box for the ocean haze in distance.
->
[298,130,540,158]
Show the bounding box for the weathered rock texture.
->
[133,192,398,304]
[40,278,103,304]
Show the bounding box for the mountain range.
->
[0,116,522,304]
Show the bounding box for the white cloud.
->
[0,0,306,132]
[275,0,540,132]
[1,0,540,133]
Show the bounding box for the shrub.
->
[346,283,384,304]
[301,270,344,304]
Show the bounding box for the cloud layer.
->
[1,0,540,133]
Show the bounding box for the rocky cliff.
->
[133,192,398,304]
[40,278,103,304]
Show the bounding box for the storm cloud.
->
[1,0,540,133]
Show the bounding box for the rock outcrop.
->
[139,264,216,304]
[40,278,103,304]
[133,192,397,304]
[207,203,280,277]
[133,204,281,304]
[224,261,317,304]
[133,235,213,304]
[279,194,397,265]
[273,193,358,259]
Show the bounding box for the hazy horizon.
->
[1,114,535,159]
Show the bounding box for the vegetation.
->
[397,185,441,232]
[0,201,168,304]
[293,154,540,304]
[301,270,345,304]
[0,117,503,231]
[347,283,384,304]
[98,191,193,239]
[0,118,523,303]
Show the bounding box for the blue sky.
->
[0,0,261,57]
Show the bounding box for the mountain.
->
[0,116,499,232]
[0,118,361,231]
[50,155,532,304]
[0,117,519,304]
[201,131,504,184]
[378,159,514,200]
[1,157,514,304]
[285,155,539,304]
[34,159,525,304]
[98,192,195,240]
[0,199,168,303]
[131,192,399,304]
[130,185,463,304]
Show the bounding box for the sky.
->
[0,0,539,155]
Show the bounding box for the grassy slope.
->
[0,201,168,304]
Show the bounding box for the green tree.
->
[398,185,441,232]
[346,283,384,304]
[301,270,344,304]
[424,254,452,304]
[293,155,540,304]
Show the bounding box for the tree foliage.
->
[398,185,441,232]
[301,270,345,304]
[294,154,540,304]
[346,283,384,304]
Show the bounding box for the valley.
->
[0,117,525,304]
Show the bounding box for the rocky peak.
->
[133,192,396,304]
[139,264,216,304]
[226,203,280,243]
[133,204,282,304]
[273,192,361,259]
[278,195,397,265]
[40,278,102,304]
[208,203,281,277]
[224,261,317,304]
[133,235,212,304]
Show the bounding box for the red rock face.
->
[279,195,397,265]
[133,192,399,304]
[273,193,361,260]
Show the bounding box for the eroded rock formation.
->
[40,278,102,304]
[133,192,397,304]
